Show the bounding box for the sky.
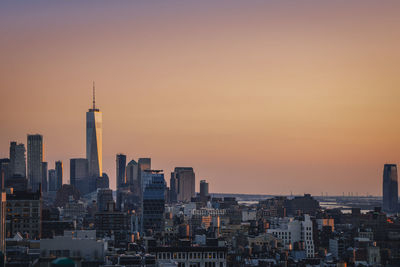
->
[1,1,400,195]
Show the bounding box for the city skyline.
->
[1,1,400,195]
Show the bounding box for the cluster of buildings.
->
[0,91,400,267]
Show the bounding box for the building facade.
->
[142,171,166,234]
[55,160,63,190]
[9,142,26,178]
[173,167,195,202]
[70,158,88,188]
[383,164,398,213]
[6,191,41,239]
[27,134,44,192]
[86,87,102,178]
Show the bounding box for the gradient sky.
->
[1,1,400,195]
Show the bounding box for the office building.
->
[0,191,5,261]
[55,160,63,190]
[97,188,114,212]
[169,172,178,203]
[94,202,129,243]
[383,164,398,213]
[200,180,209,198]
[70,158,88,188]
[6,190,41,239]
[142,170,166,234]
[27,134,44,192]
[267,215,315,258]
[86,84,102,178]
[116,154,127,189]
[9,142,26,178]
[48,169,57,192]
[0,159,10,187]
[126,160,139,195]
[173,167,195,202]
[138,158,151,171]
[41,162,48,193]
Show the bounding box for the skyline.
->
[1,1,400,195]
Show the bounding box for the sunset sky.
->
[1,1,400,195]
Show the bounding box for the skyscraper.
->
[27,134,44,192]
[0,191,6,262]
[86,83,102,178]
[138,158,151,172]
[383,164,398,213]
[116,154,127,210]
[70,158,88,188]
[116,154,127,189]
[48,169,57,192]
[55,161,63,190]
[126,160,139,193]
[169,172,178,203]
[97,188,114,212]
[41,162,48,193]
[173,167,195,202]
[9,142,26,178]
[142,170,166,234]
[200,180,209,198]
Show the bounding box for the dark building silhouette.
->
[48,169,57,192]
[383,164,398,213]
[9,142,26,178]
[97,188,114,212]
[41,162,48,193]
[55,161,63,190]
[70,158,88,188]
[116,154,127,189]
[27,134,43,192]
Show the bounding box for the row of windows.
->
[157,252,225,260]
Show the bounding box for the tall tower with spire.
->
[86,82,102,178]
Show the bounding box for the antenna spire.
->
[92,81,96,110]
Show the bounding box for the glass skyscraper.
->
[86,85,102,178]
[383,164,398,213]
[142,170,166,234]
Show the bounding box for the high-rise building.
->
[383,164,398,213]
[138,158,151,172]
[142,170,166,234]
[27,134,44,192]
[41,162,48,193]
[0,191,6,261]
[9,142,26,178]
[97,188,114,212]
[126,160,139,192]
[200,180,209,199]
[173,167,195,202]
[86,84,102,178]
[6,191,41,239]
[48,169,57,192]
[55,161,63,191]
[169,172,178,203]
[0,159,10,187]
[116,154,127,189]
[70,158,88,188]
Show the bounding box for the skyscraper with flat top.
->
[86,83,102,178]
[27,134,44,192]
[173,167,195,202]
[116,154,127,189]
[9,142,26,178]
[383,164,398,213]
[55,160,63,190]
